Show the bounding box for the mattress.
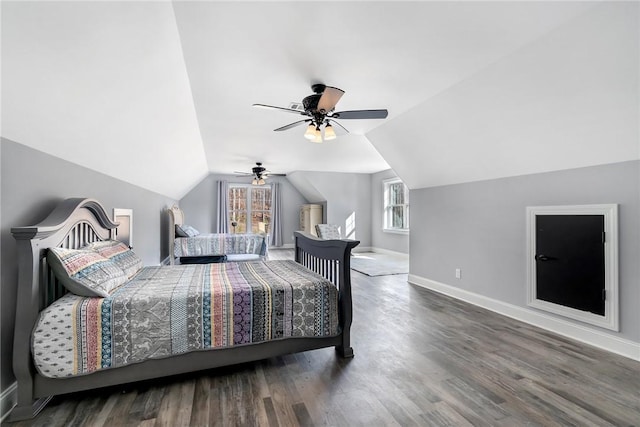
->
[32,260,338,378]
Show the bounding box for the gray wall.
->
[289,172,372,247]
[185,171,375,249]
[0,139,177,391]
[371,169,410,254]
[179,174,308,247]
[410,160,640,343]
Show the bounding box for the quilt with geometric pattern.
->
[173,233,267,257]
[32,260,339,378]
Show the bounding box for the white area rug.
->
[350,252,409,276]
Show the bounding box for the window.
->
[384,178,409,233]
[229,184,271,234]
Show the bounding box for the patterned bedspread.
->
[174,233,267,257]
[33,260,338,378]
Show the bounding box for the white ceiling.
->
[4,1,634,199]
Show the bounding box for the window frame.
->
[228,183,272,235]
[383,178,409,234]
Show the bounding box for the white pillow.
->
[176,224,200,237]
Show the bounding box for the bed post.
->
[9,198,118,421]
[336,242,356,358]
[167,205,183,265]
[9,237,53,420]
[294,231,359,358]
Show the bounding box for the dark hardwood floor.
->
[4,249,639,426]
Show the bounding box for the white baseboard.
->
[369,247,408,257]
[270,243,294,250]
[408,274,640,362]
[350,246,409,257]
[0,382,17,423]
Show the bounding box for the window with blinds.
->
[383,179,409,233]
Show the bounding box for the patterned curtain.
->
[270,182,282,247]
[216,180,229,233]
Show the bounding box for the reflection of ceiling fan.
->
[253,83,388,143]
[234,162,286,185]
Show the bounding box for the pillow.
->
[175,224,200,237]
[47,247,127,297]
[83,240,143,279]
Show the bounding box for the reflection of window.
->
[229,185,271,234]
[384,178,409,233]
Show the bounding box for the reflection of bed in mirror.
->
[9,197,359,420]
[168,205,268,265]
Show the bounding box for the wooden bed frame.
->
[168,205,269,264]
[9,198,359,421]
[167,204,183,265]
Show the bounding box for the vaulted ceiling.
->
[2,1,637,199]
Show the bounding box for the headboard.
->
[168,204,184,227]
[167,205,184,265]
[12,198,119,306]
[11,198,118,408]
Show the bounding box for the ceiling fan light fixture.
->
[252,178,258,185]
[257,84,389,142]
[324,123,336,141]
[304,123,316,140]
[312,126,323,143]
[258,178,265,185]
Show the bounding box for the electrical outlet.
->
[455,268,461,279]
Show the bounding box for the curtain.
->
[270,182,282,247]
[216,180,229,233]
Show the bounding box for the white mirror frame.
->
[113,208,133,248]
[526,204,619,331]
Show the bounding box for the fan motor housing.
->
[302,84,327,112]
[302,94,321,112]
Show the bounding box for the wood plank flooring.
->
[4,249,639,426]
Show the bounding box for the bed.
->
[9,198,359,420]
[168,205,268,264]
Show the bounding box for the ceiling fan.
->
[234,162,285,185]
[253,83,388,143]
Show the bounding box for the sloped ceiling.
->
[368,1,639,190]
[2,1,209,199]
[4,1,631,199]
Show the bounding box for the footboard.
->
[294,231,359,357]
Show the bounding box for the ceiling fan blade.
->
[274,119,311,132]
[328,119,349,134]
[332,109,388,120]
[234,171,252,175]
[317,86,345,113]
[253,104,307,115]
